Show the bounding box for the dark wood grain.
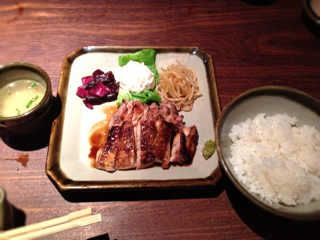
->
[1,0,320,239]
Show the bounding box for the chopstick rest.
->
[0,208,101,240]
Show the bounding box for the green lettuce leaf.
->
[116,88,161,105]
[116,49,161,105]
[116,88,133,105]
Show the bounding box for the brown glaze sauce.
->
[4,153,29,167]
[87,104,118,167]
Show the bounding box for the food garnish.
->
[118,49,159,84]
[202,140,216,159]
[78,49,203,109]
[30,82,36,87]
[115,49,161,105]
[116,88,161,105]
[26,95,39,108]
[156,61,202,112]
[114,60,155,93]
[76,69,119,109]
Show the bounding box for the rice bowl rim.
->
[215,85,320,221]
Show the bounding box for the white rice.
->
[228,113,320,206]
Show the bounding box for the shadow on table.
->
[11,205,26,229]
[240,0,278,6]
[0,96,62,151]
[60,176,226,203]
[302,11,320,39]
[87,233,110,240]
[223,168,320,240]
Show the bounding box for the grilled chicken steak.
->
[95,100,198,172]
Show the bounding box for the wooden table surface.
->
[1,0,320,239]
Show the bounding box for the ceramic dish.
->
[303,0,320,27]
[216,86,320,220]
[0,62,53,135]
[46,46,221,192]
[0,188,13,230]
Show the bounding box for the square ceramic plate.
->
[46,46,221,192]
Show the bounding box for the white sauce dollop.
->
[114,60,155,93]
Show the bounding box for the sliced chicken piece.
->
[96,100,138,172]
[182,125,198,161]
[154,120,172,169]
[170,125,198,164]
[95,125,121,172]
[160,100,178,115]
[108,99,129,129]
[132,100,147,126]
[160,100,184,131]
[136,103,159,169]
[162,138,172,169]
[135,102,173,169]
[116,121,136,170]
[136,121,157,170]
[133,103,150,168]
[169,131,187,164]
[122,99,135,122]
[96,121,136,171]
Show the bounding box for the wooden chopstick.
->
[1,208,92,238]
[9,214,102,240]
[0,208,101,240]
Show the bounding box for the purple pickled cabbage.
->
[107,81,120,93]
[105,86,113,94]
[100,71,115,85]
[84,95,105,105]
[84,93,117,105]
[81,75,93,85]
[104,92,118,102]
[89,82,111,97]
[83,99,93,109]
[77,69,119,109]
[92,69,104,77]
[83,77,100,90]
[76,86,89,99]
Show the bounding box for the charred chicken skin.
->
[95,100,198,172]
